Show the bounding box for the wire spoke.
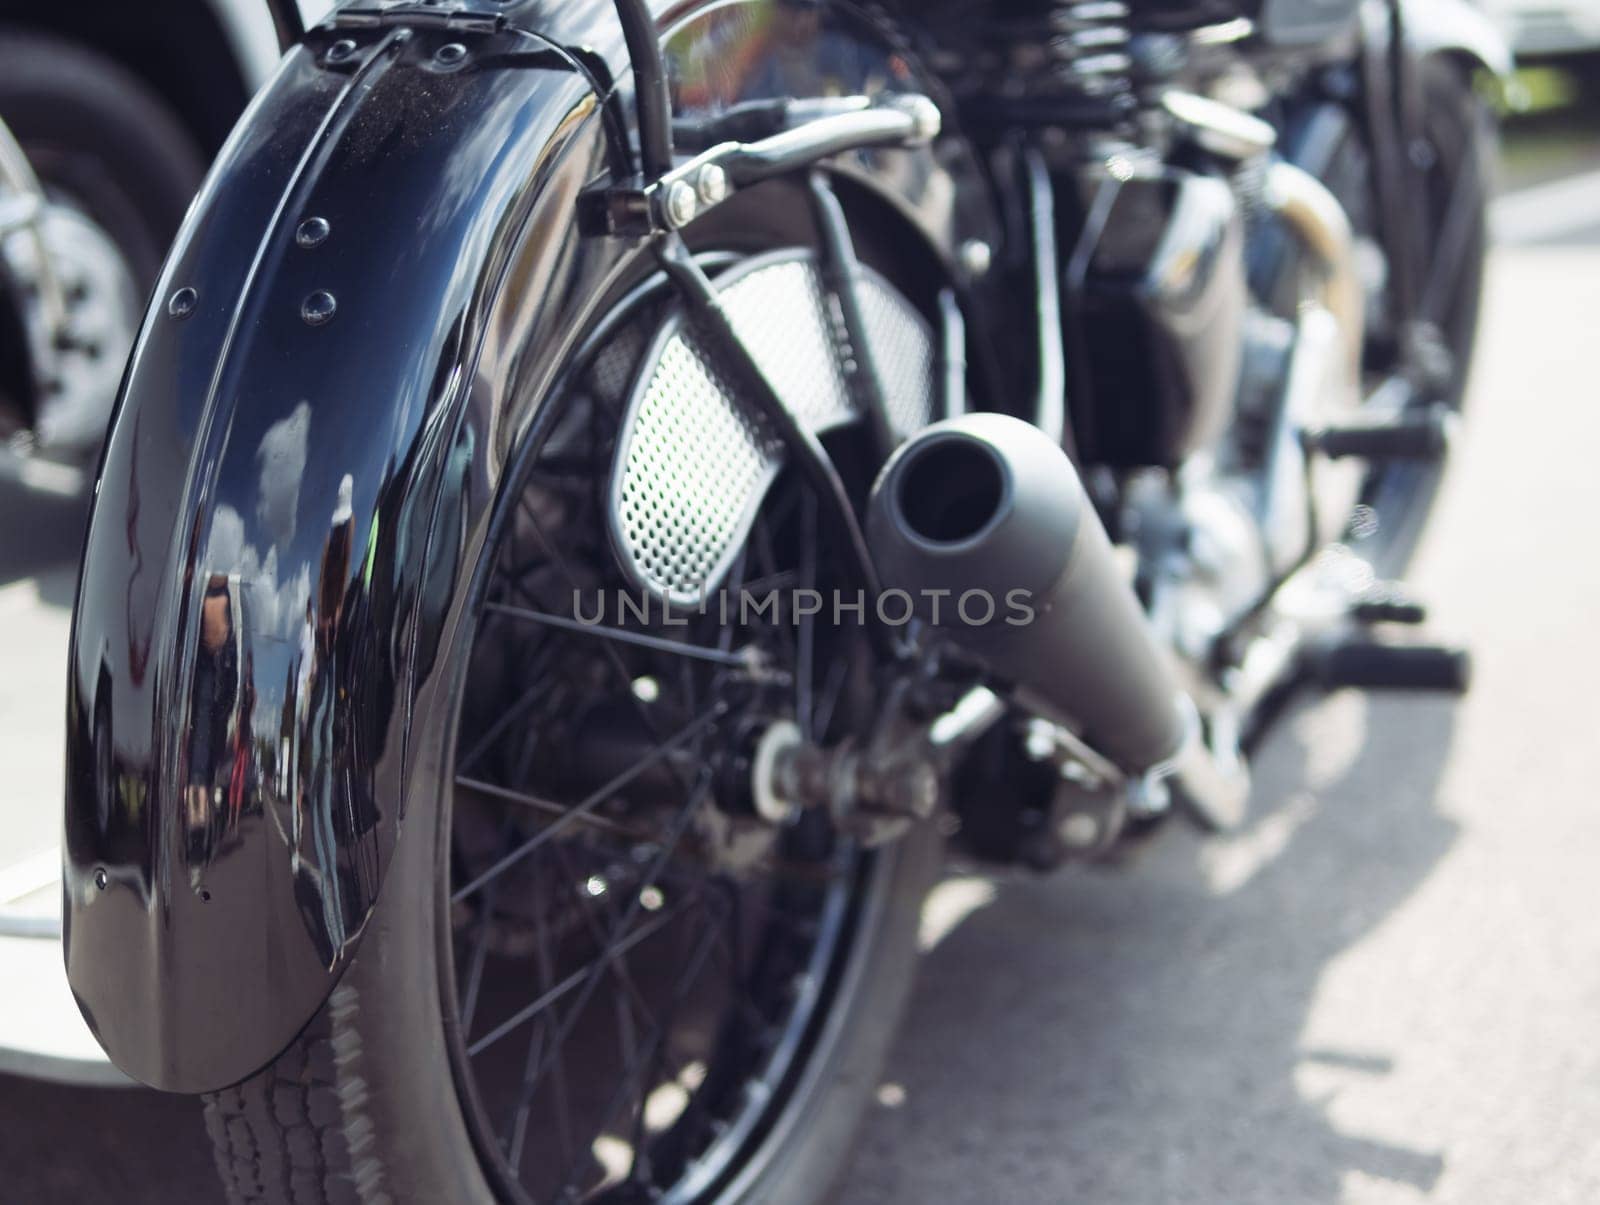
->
[456,776,640,832]
[451,703,726,904]
[508,855,568,1167]
[458,815,519,1034]
[547,839,675,1059]
[614,905,729,1187]
[495,492,749,800]
[454,644,563,780]
[549,887,730,1196]
[505,1019,550,1168]
[444,268,885,1200]
[797,489,818,738]
[492,771,716,1123]
[511,492,675,682]
[813,656,850,741]
[467,901,691,1058]
[486,601,756,669]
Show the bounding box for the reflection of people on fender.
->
[185,574,237,859]
[227,649,255,825]
[296,473,356,964]
[316,475,355,666]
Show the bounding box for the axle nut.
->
[886,763,941,821]
[752,721,804,825]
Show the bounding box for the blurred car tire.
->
[0,27,206,291]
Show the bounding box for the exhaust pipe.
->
[866,413,1186,775]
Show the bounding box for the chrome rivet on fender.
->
[959,239,992,278]
[301,290,338,326]
[435,43,467,67]
[664,180,698,229]
[696,164,728,207]
[93,867,107,890]
[296,216,330,249]
[167,287,198,319]
[326,39,358,64]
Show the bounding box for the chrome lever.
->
[590,93,941,237]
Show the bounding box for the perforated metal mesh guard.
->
[610,249,936,605]
[859,273,937,438]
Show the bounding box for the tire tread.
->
[203,986,390,1205]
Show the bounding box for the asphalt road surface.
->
[839,194,1600,1203]
[3,166,1599,1203]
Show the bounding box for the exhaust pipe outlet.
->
[866,413,1186,774]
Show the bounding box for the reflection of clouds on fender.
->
[254,400,311,550]
[204,505,313,640]
[203,401,315,643]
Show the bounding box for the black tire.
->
[203,240,945,1204]
[204,804,941,1205]
[1360,58,1494,573]
[0,27,206,289]
[1271,58,1491,575]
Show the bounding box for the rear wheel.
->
[204,244,942,1205]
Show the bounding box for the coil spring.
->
[1232,153,1271,232]
[926,0,1137,131]
[1039,1,1134,99]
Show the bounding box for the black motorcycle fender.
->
[63,6,994,1094]
[63,23,622,1094]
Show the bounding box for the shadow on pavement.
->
[841,694,1462,1205]
[0,1072,211,1201]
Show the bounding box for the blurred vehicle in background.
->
[0,0,328,485]
[1480,0,1600,58]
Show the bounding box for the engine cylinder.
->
[1072,168,1247,467]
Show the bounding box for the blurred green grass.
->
[1497,60,1600,190]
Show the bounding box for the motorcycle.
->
[62,0,1503,1200]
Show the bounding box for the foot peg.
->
[1306,405,1452,461]
[1307,638,1472,694]
[1350,585,1427,626]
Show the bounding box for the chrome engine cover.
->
[610,248,936,605]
